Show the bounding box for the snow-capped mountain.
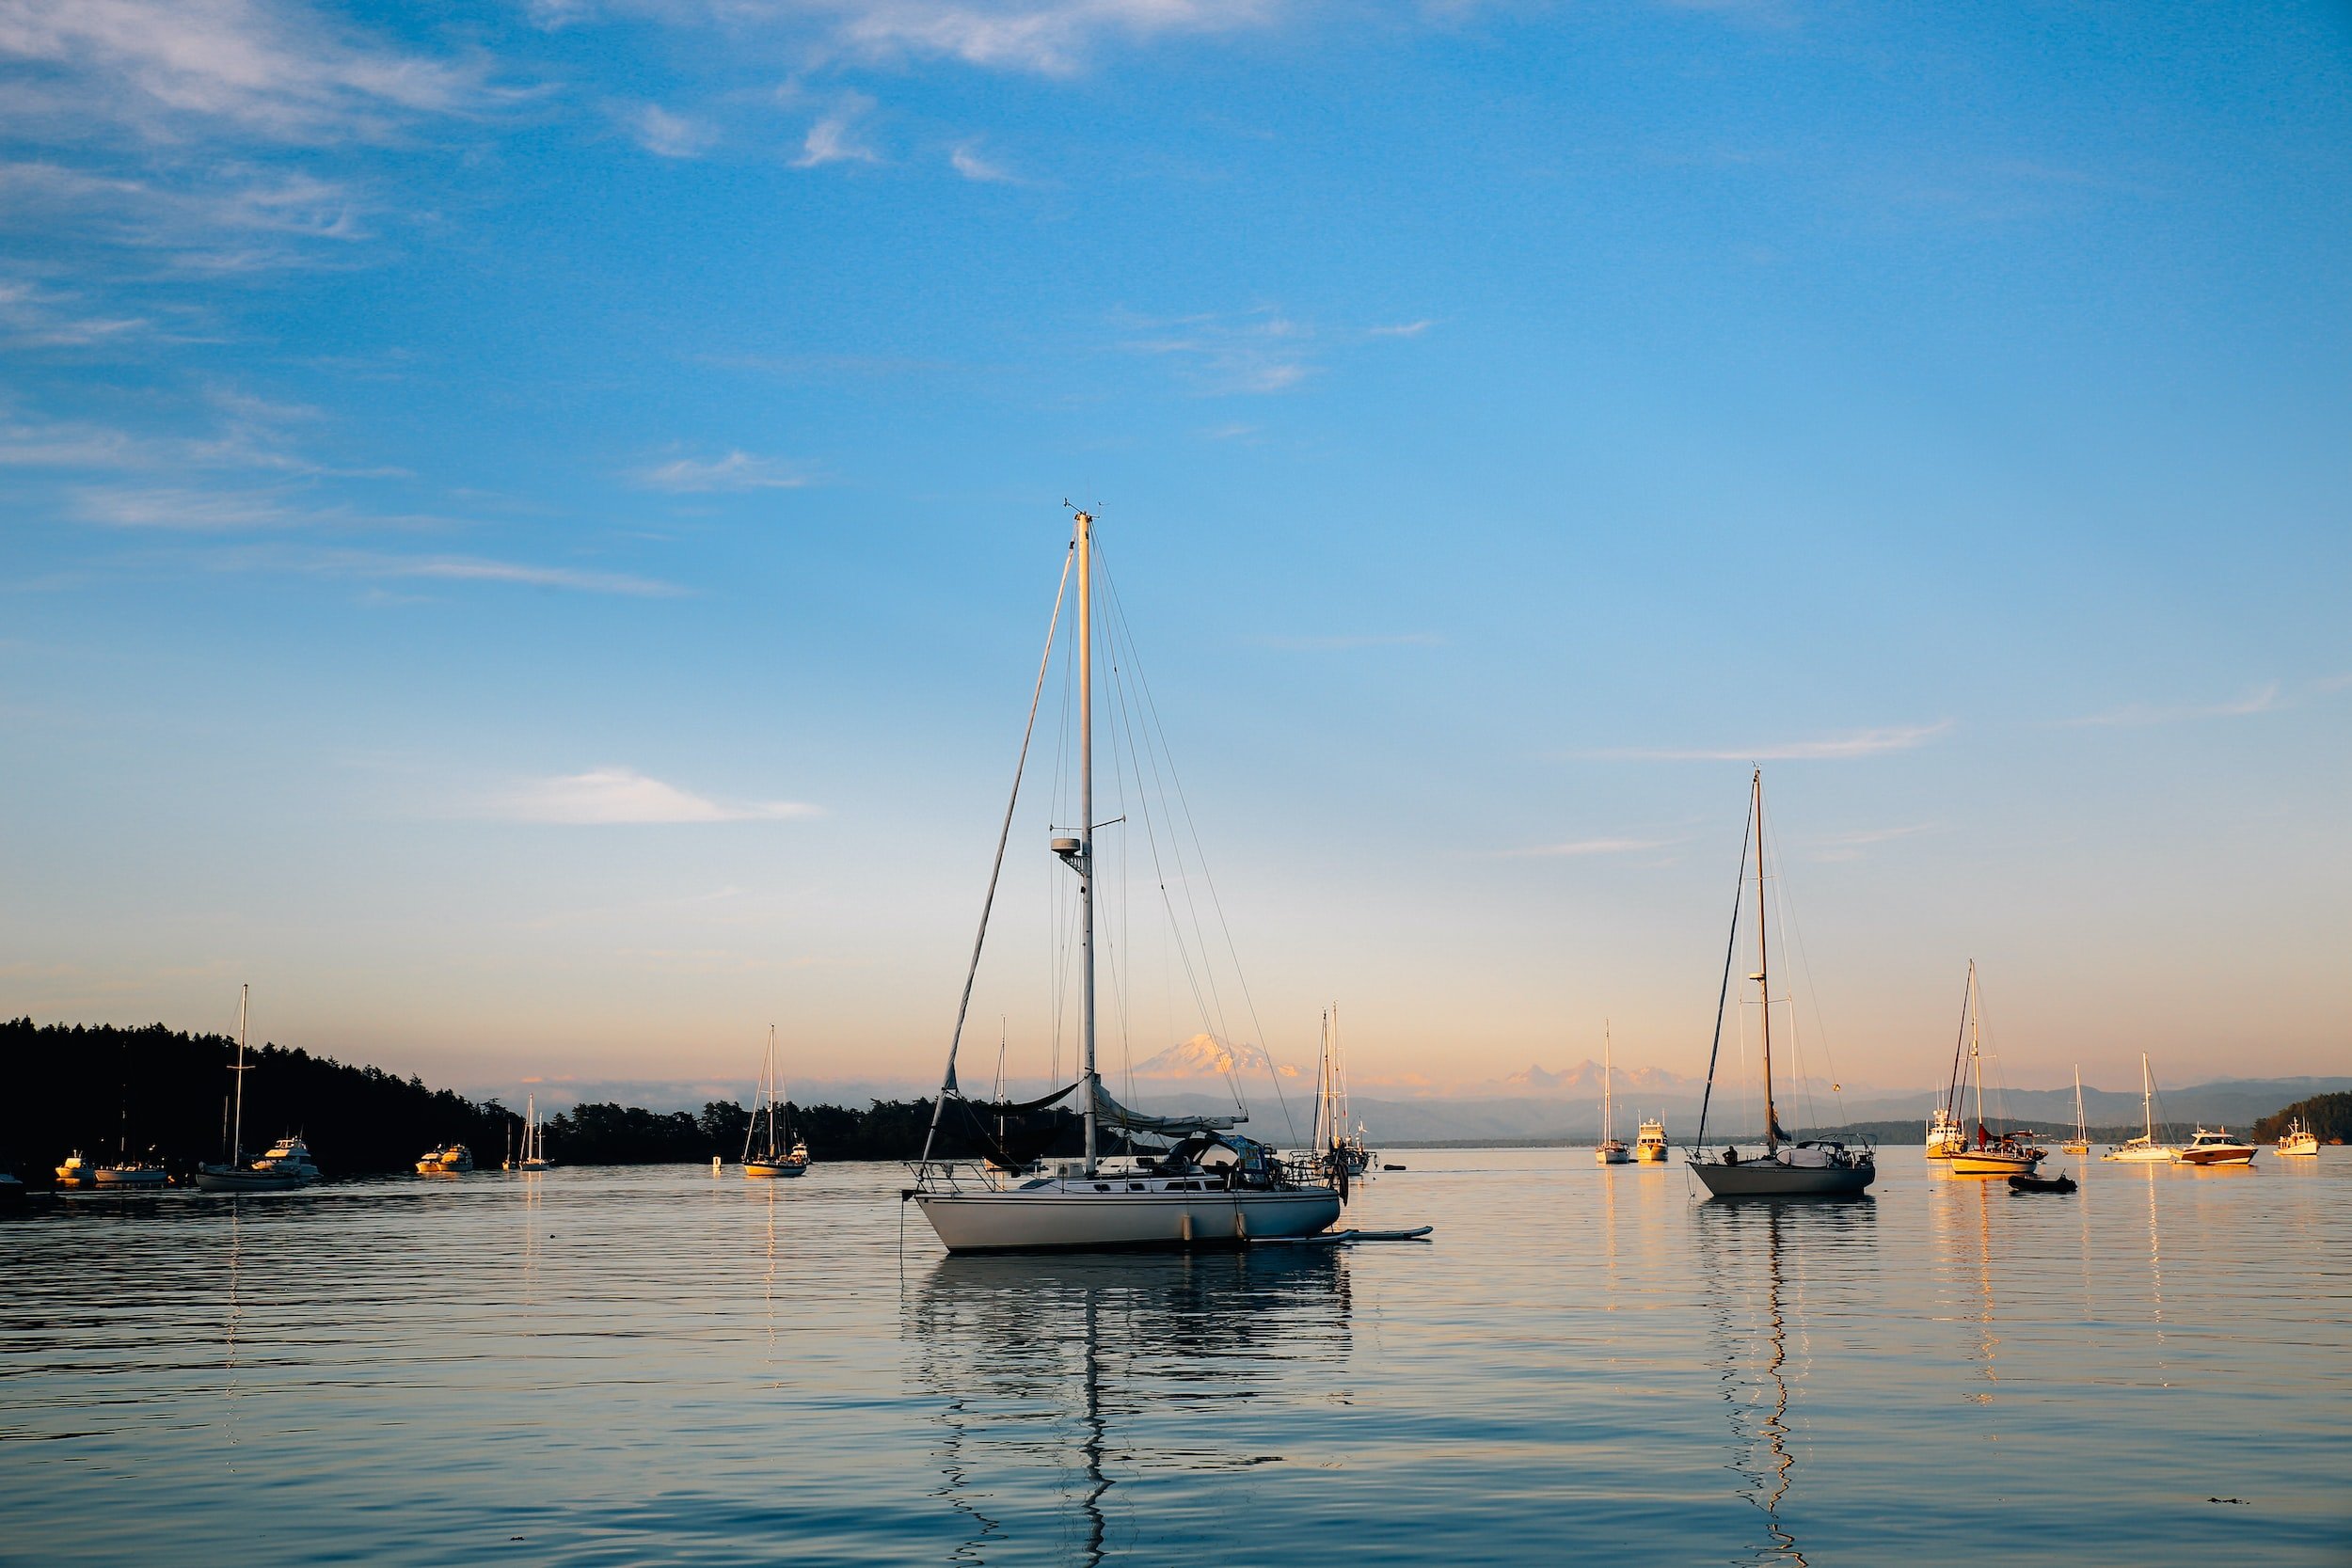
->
[1129,1033,1297,1081]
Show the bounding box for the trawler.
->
[416,1144,474,1174]
[908,510,1340,1251]
[2102,1053,2180,1163]
[1686,771,1875,1198]
[54,1151,98,1187]
[194,988,321,1193]
[2277,1117,2319,1158]
[743,1025,810,1179]
[1925,1105,1966,1161]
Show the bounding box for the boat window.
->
[1128,1183,1145,1192]
[1093,1183,1110,1192]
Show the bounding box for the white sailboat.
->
[1688,771,1875,1198]
[743,1024,809,1179]
[2103,1053,2180,1163]
[909,510,1341,1252]
[2062,1067,2090,1156]
[512,1093,551,1170]
[1944,963,2043,1177]
[1311,1006,1375,1182]
[1595,1022,1629,1164]
[194,987,319,1194]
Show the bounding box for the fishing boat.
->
[512,1094,551,1170]
[2102,1053,2180,1163]
[1596,1022,1629,1164]
[1943,963,2043,1177]
[2177,1128,2256,1166]
[908,510,1341,1251]
[1687,772,1875,1199]
[54,1151,98,1187]
[416,1144,474,1174]
[2061,1067,2091,1155]
[194,988,320,1193]
[743,1025,810,1179]
[1925,1104,1966,1161]
[2277,1117,2319,1158]
[1635,1117,1668,1164]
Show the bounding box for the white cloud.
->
[489,767,822,825]
[2055,685,2284,728]
[792,96,879,167]
[634,449,812,492]
[1249,632,1444,650]
[948,140,1014,182]
[1592,721,1955,762]
[1366,319,1433,338]
[629,103,715,158]
[814,0,1279,75]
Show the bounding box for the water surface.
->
[5,1148,2346,1564]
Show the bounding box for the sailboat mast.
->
[2074,1066,2085,1142]
[1968,961,1985,1143]
[2141,1052,2153,1142]
[766,1024,779,1160]
[1751,771,1778,1151]
[1077,511,1098,1177]
[1602,1021,1614,1145]
[230,983,248,1164]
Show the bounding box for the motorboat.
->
[54,1151,98,1187]
[2177,1128,2256,1166]
[416,1144,474,1174]
[1925,1106,1966,1161]
[2276,1117,2318,1158]
[908,510,1341,1250]
[1687,772,1875,1200]
[743,1024,811,1178]
[2007,1170,2076,1194]
[2102,1054,2180,1163]
[1634,1117,1668,1163]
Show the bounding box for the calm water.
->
[4,1149,2347,1565]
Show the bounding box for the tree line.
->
[1,1018,1051,1180]
[2252,1092,2350,1143]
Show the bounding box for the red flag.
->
[1977,1122,1989,1148]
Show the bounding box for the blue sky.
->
[3,0,2347,1101]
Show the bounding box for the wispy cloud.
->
[792,95,879,168]
[1499,836,1682,858]
[72,485,438,531]
[628,103,717,159]
[1365,319,1434,338]
[818,0,1279,76]
[948,139,1016,182]
[1807,822,1941,862]
[2054,685,2284,728]
[0,275,149,346]
[1249,632,1444,651]
[132,538,688,596]
[486,767,821,825]
[1590,721,1955,762]
[633,449,812,492]
[1117,305,1432,395]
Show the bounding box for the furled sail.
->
[1091,1078,1242,1135]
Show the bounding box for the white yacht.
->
[1687,772,1875,1198]
[908,510,1340,1251]
[1634,1117,1668,1164]
[1925,1105,1966,1161]
[2103,1053,2180,1164]
[54,1151,98,1187]
[416,1144,474,1174]
[2177,1128,2256,1166]
[2277,1117,2319,1158]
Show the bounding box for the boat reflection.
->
[906,1249,1352,1565]
[1694,1200,1875,1566]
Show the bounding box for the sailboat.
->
[94,1034,170,1187]
[2062,1067,2090,1155]
[1311,1006,1375,1183]
[1926,967,1971,1159]
[1944,962,2044,1177]
[909,510,1342,1252]
[1687,771,1875,1198]
[194,987,320,1193]
[2102,1053,2180,1163]
[1595,1022,1629,1164]
[512,1093,551,1170]
[743,1025,810,1179]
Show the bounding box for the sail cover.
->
[1091,1078,1242,1134]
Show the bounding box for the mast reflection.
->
[1695,1200,1875,1567]
[907,1249,1352,1565]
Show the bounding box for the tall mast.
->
[230,983,248,1164]
[767,1024,779,1159]
[1967,960,1984,1144]
[2140,1052,2153,1142]
[1315,1009,1331,1152]
[1752,770,1778,1151]
[1077,511,1098,1176]
[1602,1020,1614,1145]
[2074,1066,2085,1142]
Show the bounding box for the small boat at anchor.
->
[92,1161,168,1188]
[2177,1128,2256,1166]
[511,1094,551,1170]
[2061,1067,2090,1156]
[1635,1117,1668,1164]
[1940,962,2043,1178]
[1595,1022,1629,1165]
[1686,771,1875,1199]
[54,1151,98,1187]
[193,988,321,1194]
[743,1024,810,1179]
[2008,1170,2076,1194]
[2276,1117,2318,1158]
[2103,1053,2180,1163]
[416,1144,474,1174]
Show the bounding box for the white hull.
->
[916,1184,1341,1253]
[2103,1142,2179,1164]
[1691,1157,1875,1198]
[2278,1135,2318,1158]
[93,1166,169,1187]
[1596,1143,1629,1165]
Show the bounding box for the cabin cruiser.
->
[2176,1128,2256,1166]
[1925,1106,1966,1160]
[199,1133,321,1193]
[54,1151,98,1186]
[416,1144,474,1174]
[1634,1117,1668,1163]
[2276,1117,2318,1158]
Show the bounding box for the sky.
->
[3,0,2347,1105]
